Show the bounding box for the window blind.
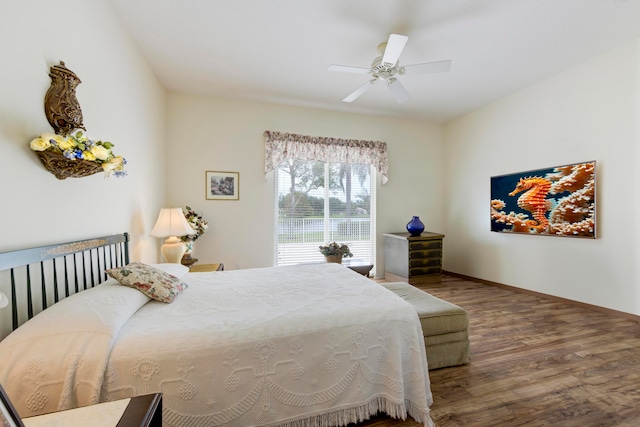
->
[274,160,376,267]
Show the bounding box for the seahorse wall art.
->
[490,161,596,238]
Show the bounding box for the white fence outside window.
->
[276,217,372,266]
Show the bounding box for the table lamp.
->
[150,208,196,263]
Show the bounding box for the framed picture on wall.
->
[490,161,596,238]
[206,171,239,200]
[0,383,24,427]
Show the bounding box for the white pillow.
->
[150,263,190,278]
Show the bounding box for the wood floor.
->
[353,274,640,427]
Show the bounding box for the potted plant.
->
[181,206,208,258]
[318,242,353,264]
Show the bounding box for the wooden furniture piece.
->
[22,393,162,427]
[383,232,444,285]
[189,263,224,272]
[117,394,162,427]
[0,383,23,427]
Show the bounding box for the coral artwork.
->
[490,161,596,238]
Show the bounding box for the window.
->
[264,130,387,269]
[274,160,376,266]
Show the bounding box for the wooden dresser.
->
[383,232,444,285]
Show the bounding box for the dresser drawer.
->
[409,241,442,251]
[409,257,442,268]
[409,265,442,276]
[409,249,442,260]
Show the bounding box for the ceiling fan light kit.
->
[328,33,451,104]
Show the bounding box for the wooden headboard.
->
[0,233,129,340]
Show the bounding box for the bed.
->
[0,233,434,426]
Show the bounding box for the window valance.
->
[263,130,389,184]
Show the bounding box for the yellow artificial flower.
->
[91,145,110,161]
[112,156,124,168]
[83,151,96,161]
[57,136,76,151]
[53,135,66,145]
[102,156,124,177]
[29,136,51,151]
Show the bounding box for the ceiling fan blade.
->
[343,80,375,103]
[387,78,410,103]
[402,60,452,75]
[381,34,408,66]
[327,65,370,74]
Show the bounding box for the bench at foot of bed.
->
[381,281,470,370]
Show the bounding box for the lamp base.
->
[161,236,186,264]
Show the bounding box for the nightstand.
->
[342,259,374,277]
[22,393,162,427]
[189,263,224,272]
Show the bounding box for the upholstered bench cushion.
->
[381,281,470,370]
[381,281,468,335]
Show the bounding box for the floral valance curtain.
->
[263,130,389,184]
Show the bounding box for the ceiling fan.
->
[327,34,451,104]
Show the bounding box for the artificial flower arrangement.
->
[318,242,353,258]
[180,206,209,246]
[30,130,126,178]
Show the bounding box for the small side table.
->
[342,259,374,277]
[118,394,162,427]
[189,263,224,272]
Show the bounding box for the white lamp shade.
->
[150,208,196,263]
[150,208,195,238]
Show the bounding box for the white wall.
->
[443,38,640,315]
[0,0,166,262]
[166,93,445,276]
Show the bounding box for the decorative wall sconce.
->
[29,61,126,179]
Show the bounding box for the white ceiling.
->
[109,0,640,122]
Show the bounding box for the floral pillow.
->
[106,262,188,303]
[150,263,189,278]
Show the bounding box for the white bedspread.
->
[0,264,433,426]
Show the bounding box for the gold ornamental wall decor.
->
[44,61,85,135]
[36,149,103,180]
[29,61,127,179]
